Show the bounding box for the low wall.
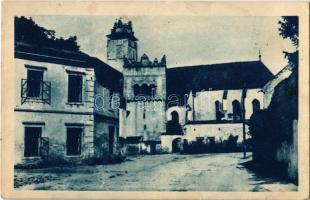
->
[160,135,184,153]
[184,122,249,143]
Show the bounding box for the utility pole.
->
[192,92,196,121]
[241,88,246,159]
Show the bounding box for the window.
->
[141,84,149,96]
[133,84,140,96]
[24,127,41,157]
[66,127,82,155]
[215,101,221,121]
[21,66,50,104]
[232,100,242,121]
[252,99,261,113]
[68,74,83,103]
[27,69,43,98]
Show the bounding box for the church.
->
[106,19,274,154]
[14,17,275,166]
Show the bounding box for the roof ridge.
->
[168,60,261,69]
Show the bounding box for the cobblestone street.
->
[15,153,297,191]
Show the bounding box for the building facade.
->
[14,42,122,166]
[104,19,275,154]
[163,60,274,152]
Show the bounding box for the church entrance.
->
[172,138,183,153]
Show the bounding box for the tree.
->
[15,16,80,52]
[278,16,298,69]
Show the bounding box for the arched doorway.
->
[172,138,183,153]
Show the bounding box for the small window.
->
[27,69,43,98]
[68,74,83,103]
[66,127,82,155]
[24,127,41,157]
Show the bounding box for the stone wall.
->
[276,119,298,181]
[184,123,249,144]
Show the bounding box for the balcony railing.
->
[21,79,51,104]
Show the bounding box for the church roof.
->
[166,60,274,98]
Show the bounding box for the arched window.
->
[141,84,149,96]
[167,111,182,135]
[133,84,140,96]
[232,100,242,120]
[215,101,221,121]
[252,99,261,113]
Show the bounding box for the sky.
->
[30,15,296,74]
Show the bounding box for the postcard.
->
[1,1,309,199]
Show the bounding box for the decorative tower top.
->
[106,19,138,70]
[124,54,167,68]
[107,19,138,41]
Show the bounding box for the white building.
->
[14,41,123,166]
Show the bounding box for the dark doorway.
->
[172,138,182,153]
[24,127,41,157]
[150,143,156,154]
[66,127,82,156]
[109,126,115,154]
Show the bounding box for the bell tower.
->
[123,53,167,153]
[106,19,138,70]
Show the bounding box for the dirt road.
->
[15,153,297,191]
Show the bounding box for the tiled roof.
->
[167,60,274,102]
[15,42,123,92]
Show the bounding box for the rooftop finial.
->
[258,49,262,61]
